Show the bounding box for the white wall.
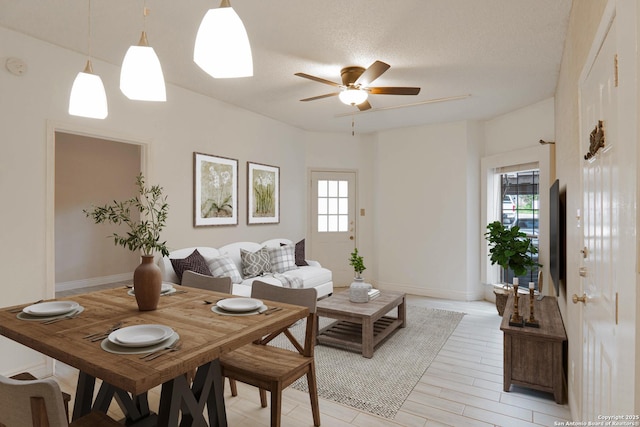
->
[484,97,556,156]
[373,121,481,300]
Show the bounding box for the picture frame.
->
[194,152,238,226]
[247,162,280,224]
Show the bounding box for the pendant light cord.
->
[143,0,148,32]
[87,0,92,58]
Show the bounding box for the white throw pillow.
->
[207,255,243,284]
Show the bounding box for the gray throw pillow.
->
[240,247,271,279]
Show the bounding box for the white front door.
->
[309,170,357,287]
[578,11,629,419]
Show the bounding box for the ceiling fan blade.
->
[300,93,339,102]
[354,61,390,87]
[295,72,342,87]
[367,87,421,95]
[357,100,372,111]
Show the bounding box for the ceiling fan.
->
[295,60,420,111]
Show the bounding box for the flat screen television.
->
[549,179,565,296]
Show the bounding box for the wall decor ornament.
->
[584,120,605,160]
[194,152,238,226]
[247,162,280,224]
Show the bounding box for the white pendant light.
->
[339,88,368,106]
[69,60,108,119]
[69,0,108,119]
[120,6,166,101]
[194,0,253,78]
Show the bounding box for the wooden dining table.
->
[0,286,308,427]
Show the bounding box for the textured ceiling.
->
[0,0,572,134]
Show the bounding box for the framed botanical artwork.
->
[194,152,238,226]
[247,162,280,224]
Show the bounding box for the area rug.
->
[274,305,465,419]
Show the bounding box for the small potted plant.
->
[349,247,366,280]
[485,221,538,316]
[84,174,169,311]
[348,248,370,302]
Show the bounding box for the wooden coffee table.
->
[315,289,406,358]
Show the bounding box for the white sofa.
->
[158,238,333,298]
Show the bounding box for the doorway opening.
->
[48,125,147,294]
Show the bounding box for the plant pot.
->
[349,277,371,303]
[133,255,162,311]
[494,288,509,316]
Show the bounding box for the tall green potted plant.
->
[84,174,169,311]
[485,220,538,315]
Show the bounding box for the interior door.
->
[578,15,618,420]
[310,171,357,287]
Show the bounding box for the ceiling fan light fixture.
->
[120,31,167,101]
[193,0,253,78]
[69,59,109,119]
[339,88,368,106]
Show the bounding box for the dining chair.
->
[181,270,233,293]
[0,374,121,427]
[220,281,320,427]
[10,373,71,422]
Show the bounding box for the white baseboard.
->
[56,273,132,292]
[375,280,484,301]
[4,356,53,379]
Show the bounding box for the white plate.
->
[108,324,174,348]
[128,283,175,296]
[17,306,85,322]
[211,304,268,316]
[217,298,263,313]
[23,301,79,317]
[102,332,180,355]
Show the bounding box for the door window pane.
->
[328,181,338,197]
[339,180,348,197]
[338,198,348,214]
[318,180,327,197]
[338,215,348,232]
[318,198,327,214]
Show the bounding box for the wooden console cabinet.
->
[500,294,567,403]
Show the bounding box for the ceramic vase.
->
[133,255,162,311]
[349,277,371,303]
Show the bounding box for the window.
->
[501,170,540,287]
[317,180,348,232]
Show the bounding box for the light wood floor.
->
[54,285,571,426]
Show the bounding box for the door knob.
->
[349,236,354,240]
[572,293,587,304]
